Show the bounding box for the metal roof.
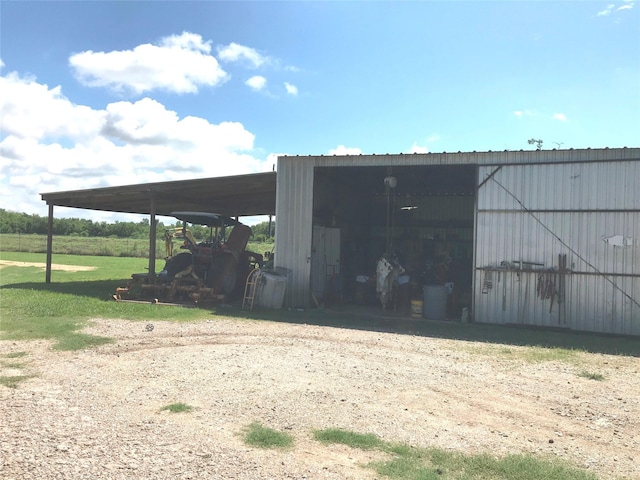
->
[284,147,639,166]
[170,211,240,227]
[40,172,277,218]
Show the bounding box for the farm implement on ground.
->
[114,212,263,306]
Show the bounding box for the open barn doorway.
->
[312,164,476,318]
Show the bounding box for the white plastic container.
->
[255,271,288,309]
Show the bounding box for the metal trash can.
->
[423,285,448,320]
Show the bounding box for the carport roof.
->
[40,171,277,218]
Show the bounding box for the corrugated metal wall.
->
[274,157,315,307]
[276,148,640,334]
[475,160,640,335]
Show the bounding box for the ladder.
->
[242,268,261,310]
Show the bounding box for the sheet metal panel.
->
[473,271,639,335]
[475,161,640,335]
[479,161,639,211]
[274,157,315,307]
[475,211,639,275]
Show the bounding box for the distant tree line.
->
[0,209,274,241]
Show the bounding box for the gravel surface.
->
[1,318,638,479]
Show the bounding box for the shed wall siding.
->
[274,157,315,307]
[475,161,640,335]
[478,161,639,211]
[276,149,640,334]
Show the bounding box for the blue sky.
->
[1,1,638,221]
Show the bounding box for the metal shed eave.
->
[40,171,277,217]
[40,171,277,283]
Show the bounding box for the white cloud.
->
[597,4,615,16]
[514,109,567,122]
[217,43,271,68]
[514,109,537,117]
[101,98,254,150]
[0,68,270,219]
[69,32,228,95]
[597,2,634,16]
[407,143,429,154]
[246,75,267,91]
[161,32,211,52]
[284,82,298,96]
[328,145,363,156]
[0,71,105,141]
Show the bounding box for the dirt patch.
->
[0,260,96,272]
[1,318,638,479]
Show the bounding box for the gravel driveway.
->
[1,317,638,479]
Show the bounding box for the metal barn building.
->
[273,147,640,336]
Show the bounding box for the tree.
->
[251,221,275,242]
[528,138,543,150]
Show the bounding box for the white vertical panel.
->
[275,157,315,307]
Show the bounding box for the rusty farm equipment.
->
[114,212,263,306]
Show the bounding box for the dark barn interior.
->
[312,165,477,317]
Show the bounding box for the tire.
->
[163,252,193,278]
[208,254,237,294]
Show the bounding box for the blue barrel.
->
[423,285,448,320]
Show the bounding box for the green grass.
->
[1,361,28,369]
[577,371,605,381]
[520,347,581,364]
[0,375,34,388]
[0,233,164,257]
[242,422,294,449]
[160,402,194,413]
[0,233,273,259]
[467,344,584,366]
[313,428,597,480]
[314,428,384,450]
[0,251,213,350]
[1,351,27,359]
[0,351,32,388]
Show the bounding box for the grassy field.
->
[0,233,274,259]
[0,251,210,350]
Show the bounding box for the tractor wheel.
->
[163,252,192,278]
[208,254,237,294]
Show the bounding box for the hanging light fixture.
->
[384,176,397,189]
[384,175,397,254]
[401,193,418,210]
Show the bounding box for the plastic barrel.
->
[423,285,448,320]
